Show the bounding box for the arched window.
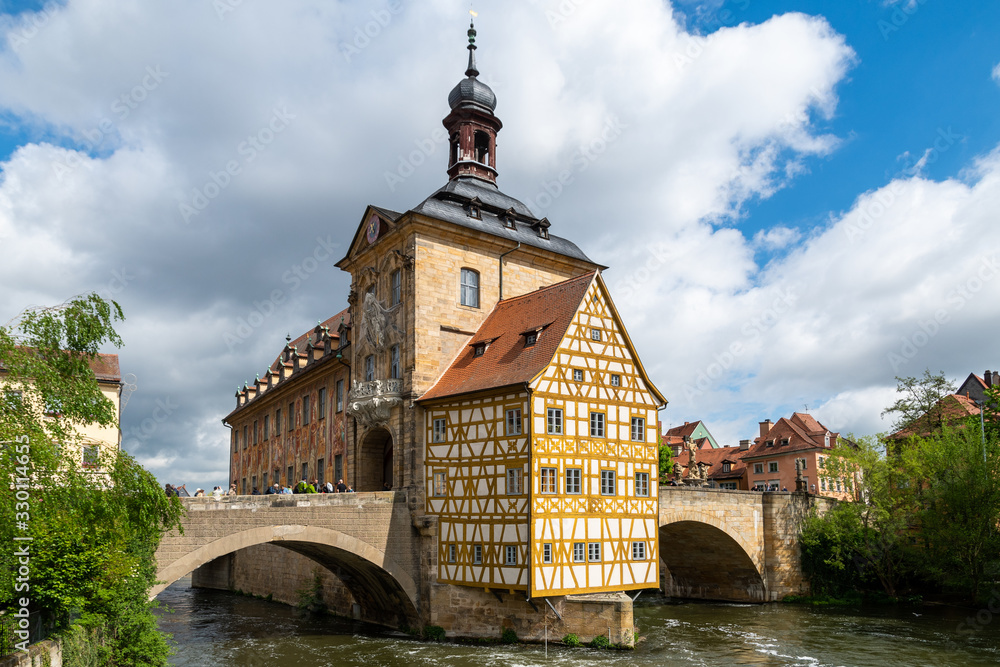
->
[460,268,479,308]
[474,131,490,165]
[450,133,459,167]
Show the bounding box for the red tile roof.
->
[267,309,349,374]
[419,272,596,402]
[91,354,121,383]
[743,412,838,459]
[673,445,749,481]
[664,421,701,439]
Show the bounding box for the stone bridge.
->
[154,487,832,637]
[658,486,834,603]
[153,491,421,628]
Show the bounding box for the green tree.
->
[817,435,923,598]
[658,442,674,484]
[1,294,182,665]
[881,370,956,433]
[913,425,1000,602]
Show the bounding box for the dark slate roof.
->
[449,76,497,112]
[411,177,600,267]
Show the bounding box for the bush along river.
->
[155,577,1000,666]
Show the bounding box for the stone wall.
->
[0,640,61,667]
[427,583,634,646]
[761,493,836,600]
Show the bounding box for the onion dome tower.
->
[444,20,502,184]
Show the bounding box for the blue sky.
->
[1,1,998,486]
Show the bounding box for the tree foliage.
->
[1,294,182,665]
[658,442,674,484]
[881,370,956,433]
[801,411,1000,603]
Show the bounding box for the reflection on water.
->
[156,578,1000,667]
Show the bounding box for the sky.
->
[1,0,998,487]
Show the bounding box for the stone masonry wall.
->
[427,583,634,646]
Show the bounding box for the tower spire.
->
[466,19,479,77]
[444,16,502,184]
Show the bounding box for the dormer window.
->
[781,438,790,446]
[502,208,517,229]
[467,198,482,220]
[722,462,732,473]
[473,344,486,357]
[532,217,551,240]
[765,440,774,447]
[525,332,537,346]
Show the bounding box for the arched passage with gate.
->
[152,525,419,628]
[359,427,393,491]
[659,520,767,602]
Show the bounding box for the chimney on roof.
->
[986,370,994,388]
[759,419,773,438]
[739,439,750,450]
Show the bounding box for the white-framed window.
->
[573,543,586,563]
[448,544,456,563]
[591,328,601,341]
[391,269,402,306]
[365,355,375,382]
[632,541,646,560]
[336,380,344,412]
[590,412,605,438]
[610,374,621,387]
[540,467,557,494]
[547,408,563,434]
[573,368,583,382]
[390,345,400,379]
[821,478,827,491]
[601,470,616,496]
[753,463,764,474]
[507,468,523,495]
[769,461,779,473]
[432,418,446,443]
[542,543,552,564]
[631,417,645,442]
[460,268,480,308]
[505,545,517,565]
[433,472,447,496]
[818,455,825,468]
[473,544,483,564]
[588,542,601,562]
[82,445,99,469]
[566,468,582,494]
[506,408,522,436]
[635,472,649,497]
[722,462,731,473]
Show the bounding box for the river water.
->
[156,578,1000,666]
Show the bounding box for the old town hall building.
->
[224,22,666,601]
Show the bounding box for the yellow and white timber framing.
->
[423,272,666,597]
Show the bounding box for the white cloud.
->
[2,0,989,481]
[993,62,1000,85]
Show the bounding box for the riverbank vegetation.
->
[801,373,1000,605]
[0,295,183,665]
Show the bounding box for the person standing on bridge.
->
[336,478,347,493]
[294,478,315,494]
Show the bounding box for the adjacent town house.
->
[887,368,995,443]
[671,442,751,490]
[661,420,720,457]
[1,352,121,470]
[742,413,854,500]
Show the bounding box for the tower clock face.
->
[366,215,380,245]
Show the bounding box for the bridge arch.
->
[659,510,767,603]
[152,524,418,626]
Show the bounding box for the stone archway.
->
[151,525,419,628]
[359,427,393,491]
[659,521,767,602]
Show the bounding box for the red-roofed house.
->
[742,413,854,500]
[671,442,751,490]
